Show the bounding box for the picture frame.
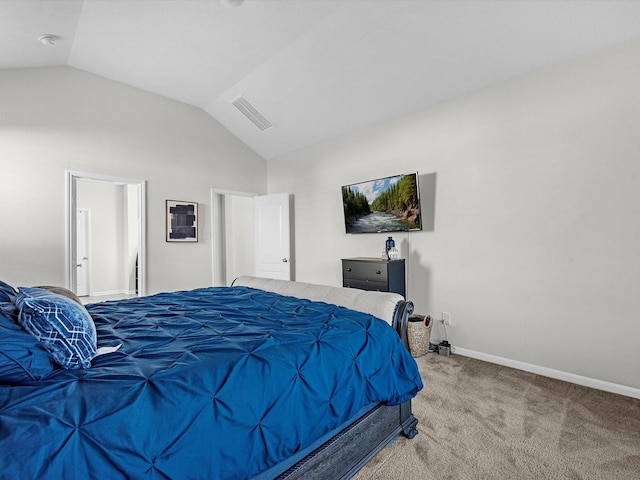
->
[166,200,198,242]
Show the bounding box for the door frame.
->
[65,171,146,296]
[211,188,257,286]
[211,189,293,286]
[76,208,92,297]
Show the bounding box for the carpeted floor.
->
[353,353,640,480]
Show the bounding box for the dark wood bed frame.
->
[233,277,419,479]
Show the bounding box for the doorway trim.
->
[211,188,257,287]
[75,208,92,297]
[65,171,146,296]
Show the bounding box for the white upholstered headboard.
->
[232,275,406,326]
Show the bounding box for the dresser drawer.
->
[341,257,406,298]
[343,278,389,292]
[342,260,388,283]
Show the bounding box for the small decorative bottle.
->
[385,237,395,258]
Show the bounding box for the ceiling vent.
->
[231,95,274,131]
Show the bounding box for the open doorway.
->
[211,190,255,286]
[211,189,292,286]
[66,171,146,300]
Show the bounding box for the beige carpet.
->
[354,353,640,480]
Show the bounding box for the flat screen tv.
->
[342,172,422,234]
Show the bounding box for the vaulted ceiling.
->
[3,0,640,159]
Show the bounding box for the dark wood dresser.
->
[341,257,406,298]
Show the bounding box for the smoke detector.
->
[220,0,244,7]
[39,34,58,46]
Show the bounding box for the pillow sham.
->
[0,279,19,321]
[0,279,17,303]
[34,285,83,305]
[16,287,97,370]
[0,310,56,383]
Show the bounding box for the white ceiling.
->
[3,0,640,160]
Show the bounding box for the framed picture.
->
[166,200,198,242]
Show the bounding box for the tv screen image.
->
[342,172,422,234]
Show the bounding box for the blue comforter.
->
[0,286,422,479]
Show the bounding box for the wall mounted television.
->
[342,172,422,234]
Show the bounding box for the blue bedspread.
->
[0,286,422,479]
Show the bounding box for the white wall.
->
[0,66,266,293]
[268,39,640,392]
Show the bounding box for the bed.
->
[0,276,422,479]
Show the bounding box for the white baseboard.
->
[89,289,129,298]
[454,347,640,400]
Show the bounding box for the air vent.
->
[231,95,274,131]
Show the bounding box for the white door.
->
[76,209,91,297]
[254,193,291,280]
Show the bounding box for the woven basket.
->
[407,314,431,358]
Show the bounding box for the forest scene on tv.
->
[342,173,421,233]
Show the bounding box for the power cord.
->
[436,316,453,355]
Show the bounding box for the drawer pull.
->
[376,270,381,275]
[346,268,352,272]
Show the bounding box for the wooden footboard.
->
[276,401,418,479]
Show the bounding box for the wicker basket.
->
[407,314,431,358]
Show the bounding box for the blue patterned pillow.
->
[16,287,97,370]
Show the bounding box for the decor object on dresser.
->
[0,276,421,479]
[384,236,400,259]
[165,199,198,242]
[342,257,406,298]
[342,172,422,234]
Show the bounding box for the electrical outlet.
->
[442,312,451,326]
